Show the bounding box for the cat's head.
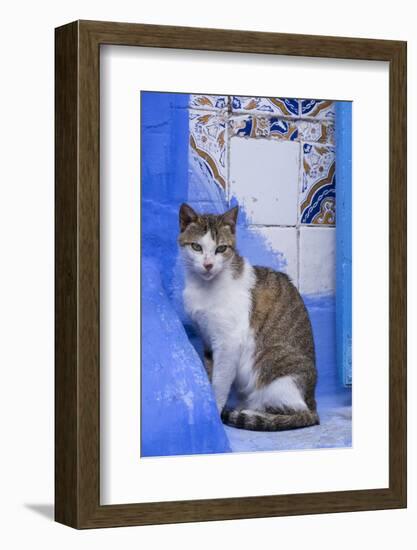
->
[178,203,239,281]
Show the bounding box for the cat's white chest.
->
[183,262,254,351]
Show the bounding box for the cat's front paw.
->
[220,407,232,423]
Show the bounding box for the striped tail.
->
[221,408,319,432]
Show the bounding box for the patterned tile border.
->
[297,120,335,146]
[228,115,335,146]
[189,110,227,190]
[229,115,298,141]
[231,96,300,117]
[189,94,228,111]
[300,144,336,225]
[189,95,335,120]
[300,99,335,121]
[188,95,338,224]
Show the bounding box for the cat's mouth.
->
[199,270,217,281]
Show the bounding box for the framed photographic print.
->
[55,20,407,528]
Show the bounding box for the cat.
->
[178,203,319,431]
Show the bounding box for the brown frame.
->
[55,20,407,529]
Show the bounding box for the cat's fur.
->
[178,203,319,431]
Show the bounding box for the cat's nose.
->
[204,263,213,272]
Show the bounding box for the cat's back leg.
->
[245,374,309,413]
[222,363,320,431]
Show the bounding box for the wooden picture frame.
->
[55,20,407,529]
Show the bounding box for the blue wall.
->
[141,91,188,304]
[141,92,231,456]
[335,102,352,387]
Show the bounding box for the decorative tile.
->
[189,94,228,111]
[300,144,336,225]
[189,110,227,190]
[297,120,335,145]
[300,99,335,120]
[229,115,298,141]
[299,227,336,295]
[231,96,300,117]
[269,118,299,140]
[230,137,299,226]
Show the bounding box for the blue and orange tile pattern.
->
[189,94,336,226]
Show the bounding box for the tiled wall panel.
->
[189,94,338,296]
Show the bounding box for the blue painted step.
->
[141,257,231,457]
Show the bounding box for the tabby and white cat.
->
[178,203,319,431]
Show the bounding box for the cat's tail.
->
[221,408,319,432]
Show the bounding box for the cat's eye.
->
[191,242,202,252]
[216,245,227,254]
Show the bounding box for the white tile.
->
[299,227,335,295]
[248,226,298,286]
[230,137,299,226]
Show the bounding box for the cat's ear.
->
[179,203,198,231]
[221,206,239,233]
